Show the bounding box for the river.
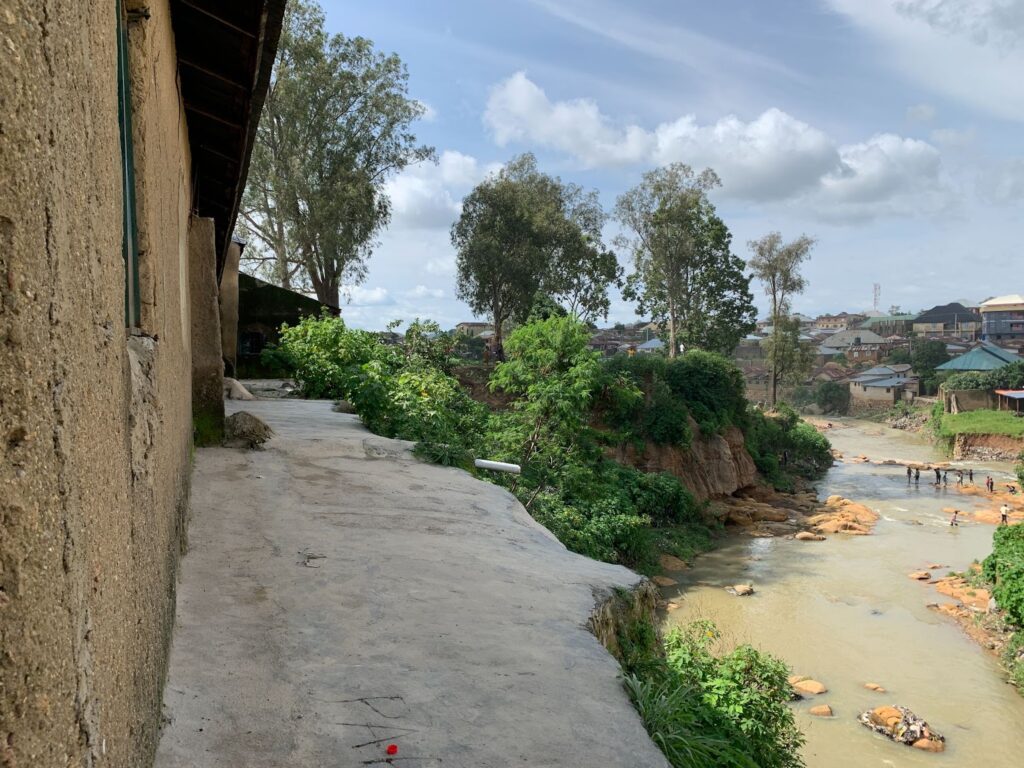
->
[661,418,1024,767]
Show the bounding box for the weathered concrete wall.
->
[943,388,996,414]
[219,241,242,376]
[189,216,224,444]
[1,2,195,766]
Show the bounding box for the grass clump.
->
[936,409,1024,439]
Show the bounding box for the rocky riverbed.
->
[657,417,1024,768]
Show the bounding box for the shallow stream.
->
[661,419,1024,767]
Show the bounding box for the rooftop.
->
[936,342,1022,371]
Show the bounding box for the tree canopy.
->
[240,0,434,306]
[452,153,620,354]
[615,164,755,357]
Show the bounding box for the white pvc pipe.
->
[474,458,521,474]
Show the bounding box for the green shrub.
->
[277,312,381,399]
[946,361,1024,391]
[664,621,804,768]
[984,524,1024,627]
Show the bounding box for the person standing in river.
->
[950,509,960,527]
[907,466,913,483]
[934,467,941,484]
[943,471,948,486]
[956,470,964,486]
[968,468,974,484]
[914,468,920,484]
[1001,504,1010,526]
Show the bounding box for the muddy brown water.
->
[661,418,1024,767]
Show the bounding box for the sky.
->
[313,0,1024,329]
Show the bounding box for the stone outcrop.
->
[789,676,827,695]
[610,420,757,502]
[806,496,879,535]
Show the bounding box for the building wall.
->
[981,309,1024,340]
[1,2,196,766]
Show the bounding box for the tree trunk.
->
[491,300,504,361]
[667,301,678,359]
[317,280,340,310]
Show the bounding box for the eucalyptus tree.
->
[748,231,816,404]
[452,154,619,353]
[241,0,434,306]
[615,164,755,357]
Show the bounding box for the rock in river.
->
[795,531,825,541]
[859,705,945,752]
[809,704,834,717]
[908,571,932,581]
[727,584,754,596]
[791,677,828,695]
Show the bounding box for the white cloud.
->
[406,284,445,299]
[826,0,1024,122]
[384,150,495,230]
[930,126,974,147]
[343,285,394,307]
[977,158,1024,202]
[814,134,956,221]
[425,256,456,275]
[906,102,937,122]
[484,72,955,219]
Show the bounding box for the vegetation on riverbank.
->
[983,525,1024,691]
[277,313,831,570]
[612,598,803,768]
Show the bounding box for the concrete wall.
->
[943,388,997,414]
[1,2,196,766]
[189,217,224,444]
[219,241,242,376]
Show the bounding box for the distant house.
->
[455,321,494,338]
[935,341,1022,372]
[811,362,853,383]
[636,338,666,354]
[813,312,866,331]
[979,294,1024,342]
[818,328,885,349]
[849,364,919,406]
[858,313,917,337]
[912,302,981,335]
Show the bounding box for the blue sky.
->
[317,0,1024,329]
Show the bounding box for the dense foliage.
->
[622,615,804,768]
[279,313,831,561]
[601,351,748,443]
[944,361,1024,391]
[452,153,621,353]
[746,405,833,490]
[813,380,850,415]
[984,524,1024,628]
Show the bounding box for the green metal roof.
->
[936,344,1021,371]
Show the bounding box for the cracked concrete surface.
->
[155,399,668,767]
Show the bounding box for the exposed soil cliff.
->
[609,418,758,502]
[952,433,1024,461]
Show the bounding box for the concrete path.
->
[155,399,668,768]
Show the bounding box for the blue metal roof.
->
[860,376,910,388]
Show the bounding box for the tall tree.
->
[240,0,434,306]
[615,164,755,357]
[452,154,619,354]
[748,231,816,404]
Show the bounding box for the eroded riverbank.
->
[659,418,1024,767]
